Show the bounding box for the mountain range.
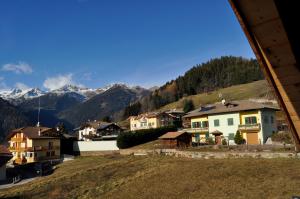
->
[0,83,150,140]
[0,56,265,141]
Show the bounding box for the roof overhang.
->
[229,0,300,150]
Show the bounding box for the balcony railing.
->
[10,137,26,142]
[184,127,209,133]
[9,146,60,152]
[238,123,261,131]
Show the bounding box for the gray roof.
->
[183,100,280,118]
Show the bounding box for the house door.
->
[246,132,259,145]
[215,135,222,145]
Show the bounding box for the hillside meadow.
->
[1,155,300,199]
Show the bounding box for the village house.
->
[7,126,61,165]
[0,145,12,181]
[78,120,123,141]
[183,100,279,145]
[129,109,184,131]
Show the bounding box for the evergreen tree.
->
[183,99,195,113]
[234,130,245,145]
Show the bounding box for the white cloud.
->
[2,61,33,74]
[43,73,75,91]
[15,82,30,90]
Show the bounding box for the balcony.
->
[184,127,209,133]
[10,137,26,142]
[9,146,60,152]
[238,123,261,131]
[9,147,28,152]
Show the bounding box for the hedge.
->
[117,126,177,149]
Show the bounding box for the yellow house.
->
[183,100,279,145]
[188,116,209,144]
[7,126,61,165]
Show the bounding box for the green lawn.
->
[1,155,300,199]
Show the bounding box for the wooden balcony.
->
[238,123,261,131]
[9,146,60,152]
[10,137,26,142]
[9,147,28,152]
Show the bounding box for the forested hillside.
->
[0,98,30,141]
[123,56,264,119]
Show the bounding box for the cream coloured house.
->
[130,112,176,131]
[7,126,60,165]
[183,100,279,145]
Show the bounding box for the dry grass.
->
[1,156,300,199]
[158,80,275,111]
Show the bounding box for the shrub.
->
[222,139,227,146]
[206,137,215,145]
[234,131,245,145]
[117,126,177,149]
[271,131,292,144]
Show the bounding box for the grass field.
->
[1,155,300,199]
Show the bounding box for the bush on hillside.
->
[117,126,177,149]
[183,99,195,113]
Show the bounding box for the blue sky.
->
[0,0,254,91]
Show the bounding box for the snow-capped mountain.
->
[0,88,45,101]
[0,83,148,104]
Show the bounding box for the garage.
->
[246,132,259,145]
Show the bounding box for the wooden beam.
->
[229,0,300,151]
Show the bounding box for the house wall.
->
[260,110,277,143]
[79,127,97,140]
[73,141,119,152]
[130,117,160,131]
[191,116,208,124]
[9,131,61,164]
[208,113,240,139]
[239,110,263,143]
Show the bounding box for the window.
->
[48,142,53,150]
[228,133,235,140]
[192,122,201,128]
[271,116,274,124]
[46,151,51,157]
[245,116,257,124]
[214,119,220,127]
[202,121,209,128]
[227,118,234,126]
[51,151,55,156]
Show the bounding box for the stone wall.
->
[120,149,298,159]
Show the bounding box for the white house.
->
[78,120,123,141]
[183,100,279,145]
